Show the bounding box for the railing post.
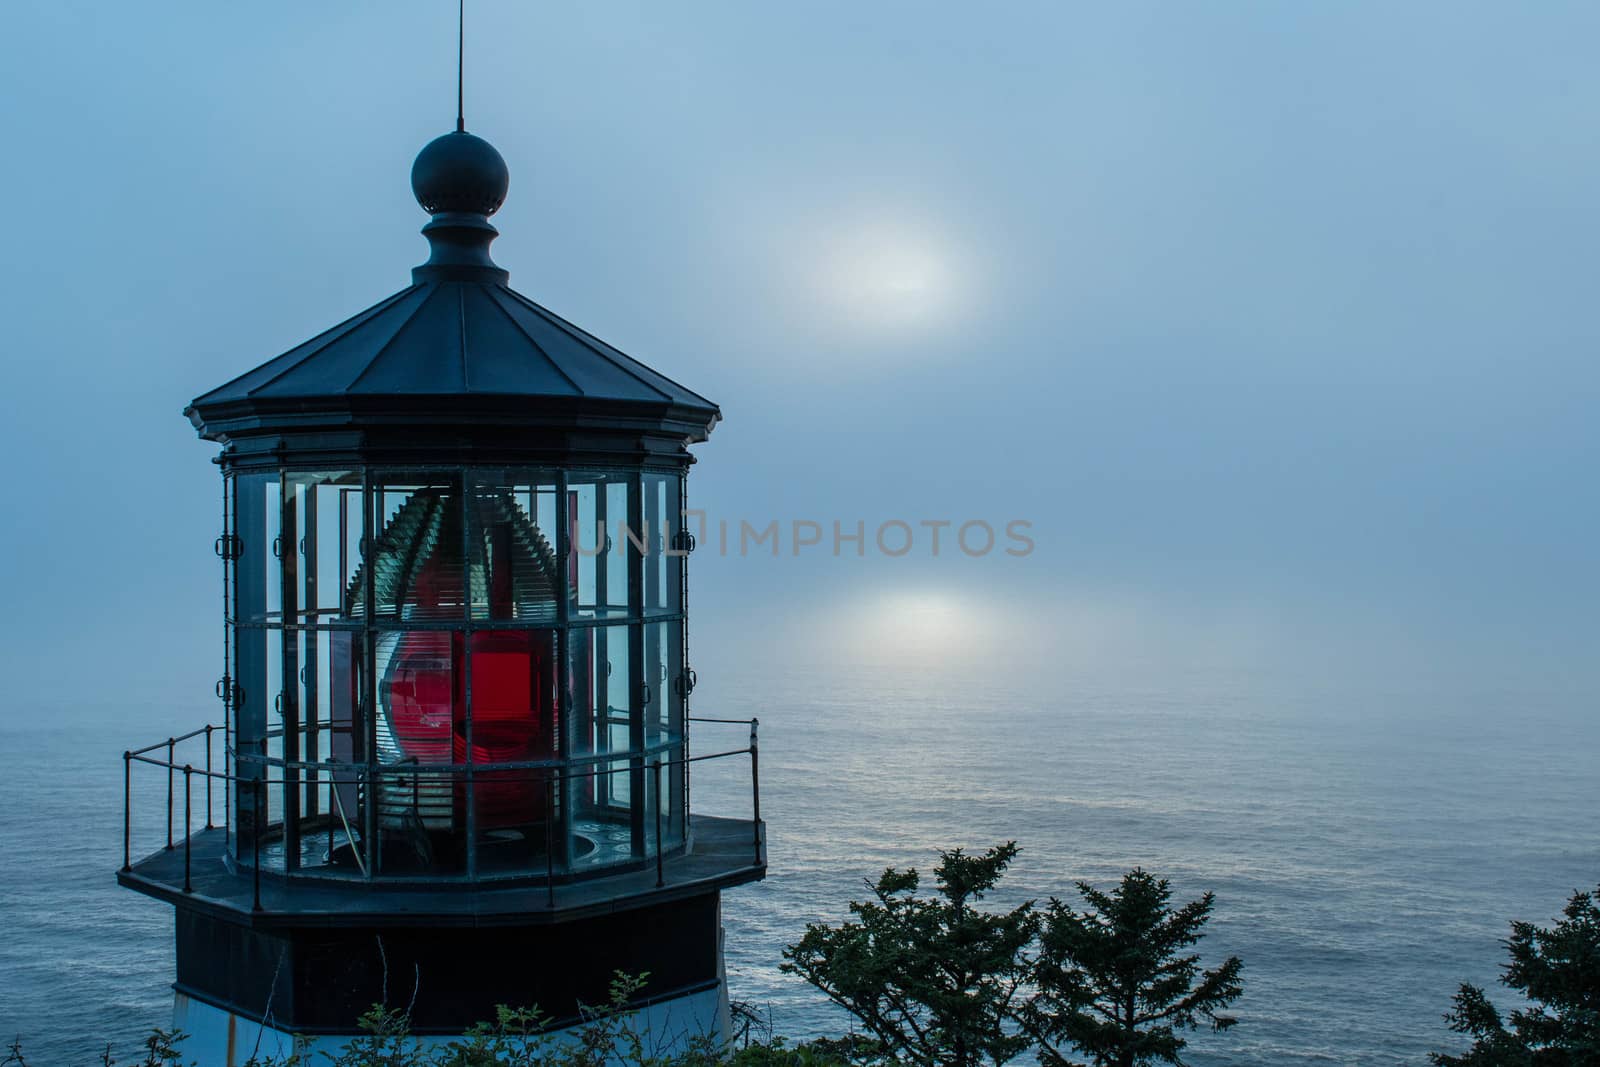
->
[362,766,377,879]
[544,774,556,908]
[653,759,665,888]
[204,725,214,829]
[165,737,175,850]
[252,776,263,912]
[750,718,761,864]
[183,765,193,894]
[122,751,132,872]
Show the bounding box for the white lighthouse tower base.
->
[173,980,729,1067]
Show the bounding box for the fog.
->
[1,1,1596,713]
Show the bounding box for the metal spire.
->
[456,0,465,132]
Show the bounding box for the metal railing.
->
[122,716,760,910]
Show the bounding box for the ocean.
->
[2,663,1596,1065]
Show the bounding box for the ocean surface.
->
[2,663,1597,1065]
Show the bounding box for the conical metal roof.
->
[186,129,720,463]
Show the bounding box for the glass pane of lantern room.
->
[233,472,277,625]
[308,475,364,871]
[468,470,562,625]
[643,621,673,746]
[642,620,680,854]
[368,472,466,622]
[467,471,564,875]
[267,473,311,872]
[568,480,598,617]
[221,472,236,856]
[361,471,467,875]
[643,473,682,618]
[279,472,363,620]
[566,473,632,620]
[261,626,287,871]
[665,617,687,848]
[604,480,630,613]
[282,471,359,861]
[230,472,276,855]
[567,622,634,868]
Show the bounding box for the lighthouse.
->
[117,115,764,1063]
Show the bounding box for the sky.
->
[0,1,1595,711]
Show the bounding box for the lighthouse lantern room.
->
[118,121,764,1061]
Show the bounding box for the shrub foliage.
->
[1432,884,1600,1066]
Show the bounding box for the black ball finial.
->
[411,130,509,217]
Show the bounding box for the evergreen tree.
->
[1027,869,1242,1067]
[1432,884,1600,1066]
[782,842,1038,1067]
